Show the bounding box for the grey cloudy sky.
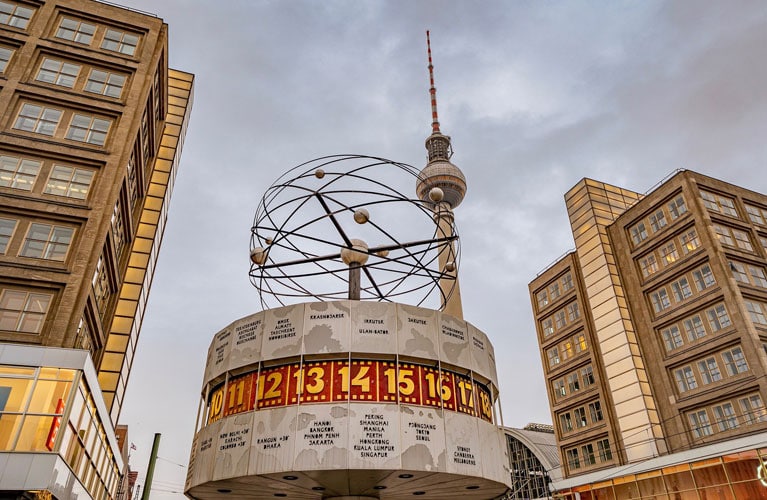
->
[115,1,767,497]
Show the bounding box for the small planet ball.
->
[354,208,369,224]
[429,187,444,203]
[315,169,325,179]
[250,247,268,266]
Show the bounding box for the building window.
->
[547,347,560,367]
[649,210,667,233]
[0,218,17,254]
[74,316,93,353]
[698,357,722,385]
[36,58,81,88]
[713,403,738,432]
[575,333,587,353]
[66,114,111,146]
[0,1,33,29]
[668,195,687,219]
[744,300,767,325]
[739,394,767,425]
[0,154,40,191]
[732,228,754,252]
[562,272,574,291]
[650,288,671,313]
[566,448,580,470]
[0,288,52,333]
[680,228,701,254]
[589,401,603,423]
[581,366,594,387]
[761,236,767,255]
[13,104,62,136]
[560,413,573,433]
[574,407,587,428]
[542,318,553,337]
[554,310,566,330]
[630,222,648,245]
[101,29,139,56]
[706,304,731,331]
[92,255,111,313]
[44,165,94,200]
[562,340,573,361]
[581,443,596,466]
[683,315,706,342]
[597,439,612,462]
[730,261,750,283]
[567,302,580,322]
[55,18,95,44]
[701,190,739,218]
[662,325,684,352]
[689,410,713,438]
[84,69,126,98]
[0,46,13,72]
[692,264,716,291]
[549,282,561,301]
[536,290,548,310]
[721,346,748,376]
[19,223,74,261]
[553,379,566,398]
[671,277,692,303]
[639,254,659,277]
[674,366,697,393]
[111,199,125,258]
[748,265,767,288]
[567,373,579,393]
[660,243,679,266]
[745,204,767,226]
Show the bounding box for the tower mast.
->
[417,30,467,319]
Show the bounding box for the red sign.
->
[211,359,494,423]
[45,398,65,451]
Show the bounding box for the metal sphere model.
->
[249,154,460,310]
[185,32,510,500]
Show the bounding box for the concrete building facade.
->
[531,171,767,498]
[0,0,192,498]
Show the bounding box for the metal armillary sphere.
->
[249,154,460,310]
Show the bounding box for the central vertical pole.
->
[349,262,361,300]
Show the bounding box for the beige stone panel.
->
[303,301,351,355]
[591,301,623,323]
[611,382,644,406]
[439,314,471,368]
[444,411,482,477]
[614,395,654,423]
[250,405,298,475]
[350,302,398,355]
[262,304,305,360]
[601,342,634,367]
[212,412,253,481]
[397,304,439,361]
[190,419,221,487]
[608,370,646,393]
[348,403,401,470]
[604,356,641,380]
[468,324,493,382]
[599,322,626,354]
[293,403,349,470]
[622,433,661,463]
[206,326,233,384]
[478,420,509,484]
[589,289,621,313]
[400,405,446,472]
[228,312,264,372]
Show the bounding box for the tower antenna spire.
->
[426,30,441,134]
